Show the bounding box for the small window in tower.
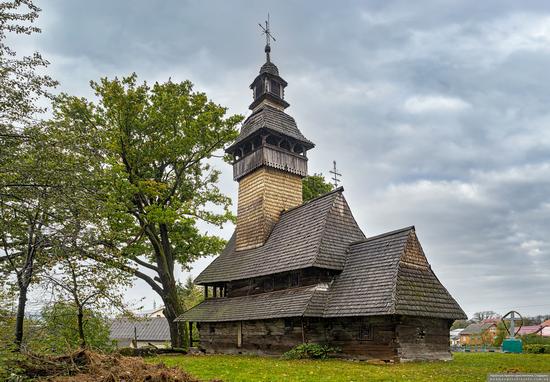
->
[265,135,278,146]
[280,140,291,151]
[209,324,215,334]
[270,80,281,97]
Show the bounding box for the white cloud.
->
[404,95,471,114]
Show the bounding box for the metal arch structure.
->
[501,310,523,338]
[501,310,524,353]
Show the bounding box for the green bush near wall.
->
[524,344,550,354]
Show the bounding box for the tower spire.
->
[259,14,276,62]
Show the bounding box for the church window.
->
[280,140,291,151]
[270,80,281,97]
[265,135,278,146]
[255,83,263,98]
[289,272,300,287]
[264,277,274,292]
[359,323,373,341]
[209,324,215,334]
[284,318,294,333]
[416,328,426,341]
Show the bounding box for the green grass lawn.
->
[151,352,550,382]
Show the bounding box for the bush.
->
[524,344,550,354]
[282,343,340,360]
[521,335,550,345]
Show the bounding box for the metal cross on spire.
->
[259,13,276,62]
[329,160,342,188]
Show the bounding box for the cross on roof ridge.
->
[259,14,276,62]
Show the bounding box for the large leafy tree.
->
[0,125,81,351]
[302,173,333,202]
[0,0,58,351]
[50,74,242,347]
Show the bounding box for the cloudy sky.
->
[20,0,550,318]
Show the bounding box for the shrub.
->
[282,343,340,360]
[521,335,550,345]
[524,344,550,354]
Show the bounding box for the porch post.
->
[189,321,193,347]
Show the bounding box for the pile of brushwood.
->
[12,349,220,382]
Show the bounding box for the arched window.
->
[265,135,278,146]
[270,80,281,97]
[280,140,291,151]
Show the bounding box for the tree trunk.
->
[162,285,188,349]
[14,284,28,351]
[77,305,86,348]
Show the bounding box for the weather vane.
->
[330,160,342,188]
[259,13,276,62]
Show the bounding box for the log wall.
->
[395,316,453,361]
[197,315,452,361]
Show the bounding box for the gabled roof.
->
[460,322,496,335]
[183,225,466,322]
[194,188,366,284]
[109,317,170,342]
[324,227,466,319]
[176,285,329,323]
[517,325,543,335]
[226,105,314,153]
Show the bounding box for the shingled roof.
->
[226,105,314,153]
[109,317,170,342]
[324,227,466,320]
[184,223,466,321]
[176,285,329,323]
[194,188,366,284]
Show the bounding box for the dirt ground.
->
[20,350,220,382]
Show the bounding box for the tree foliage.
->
[44,256,130,348]
[0,0,56,159]
[30,302,115,354]
[302,173,333,202]
[48,74,243,347]
[472,311,499,322]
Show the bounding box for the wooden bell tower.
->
[225,20,315,251]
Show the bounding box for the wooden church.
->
[176,34,466,362]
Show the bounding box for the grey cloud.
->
[29,0,550,317]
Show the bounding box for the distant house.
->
[109,317,170,348]
[517,325,544,336]
[141,305,165,318]
[450,329,464,346]
[459,322,497,346]
[542,320,550,337]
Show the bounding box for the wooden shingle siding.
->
[227,105,314,153]
[235,167,302,250]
